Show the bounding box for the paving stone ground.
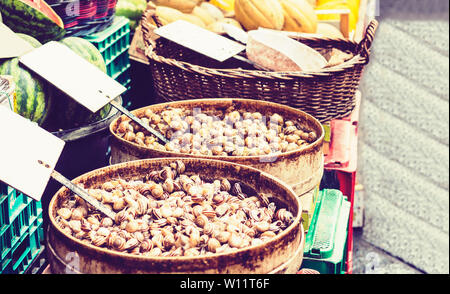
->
[353,0,449,274]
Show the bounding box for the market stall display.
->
[0,0,380,275]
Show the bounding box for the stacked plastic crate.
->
[300,189,351,274]
[0,182,44,274]
[84,16,132,108]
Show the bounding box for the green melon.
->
[46,37,112,131]
[0,34,50,126]
[59,37,108,74]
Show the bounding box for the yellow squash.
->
[181,13,207,28]
[207,18,243,34]
[191,6,216,26]
[316,23,344,38]
[279,0,318,33]
[152,0,201,13]
[200,2,226,21]
[154,5,185,25]
[234,0,285,31]
[210,0,235,12]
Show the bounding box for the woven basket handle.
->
[356,19,379,64]
[141,5,163,54]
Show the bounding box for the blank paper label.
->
[19,42,126,113]
[0,108,65,201]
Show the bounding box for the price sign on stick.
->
[19,41,124,113]
[154,20,246,62]
[0,107,65,201]
[154,20,269,70]
[0,108,116,220]
[19,42,169,144]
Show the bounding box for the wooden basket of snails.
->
[48,158,303,274]
[109,99,324,198]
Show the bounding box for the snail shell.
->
[228,233,243,248]
[215,203,229,217]
[70,207,84,221]
[92,235,107,247]
[202,209,216,219]
[101,182,115,192]
[148,247,162,257]
[100,217,114,228]
[162,178,174,193]
[136,197,149,216]
[175,233,189,248]
[125,220,140,233]
[260,231,277,239]
[252,238,264,247]
[111,236,126,251]
[124,238,139,250]
[152,234,164,249]
[255,221,270,233]
[163,234,176,249]
[207,238,221,253]
[195,214,209,228]
[69,220,82,233]
[113,198,126,211]
[215,231,231,244]
[140,239,153,252]
[184,248,200,257]
[192,205,204,218]
[170,247,184,257]
[57,208,72,220]
[151,184,164,199]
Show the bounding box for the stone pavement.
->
[353,0,449,274]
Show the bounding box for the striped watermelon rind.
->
[0,33,50,126]
[0,59,50,126]
[0,0,65,43]
[59,37,108,74]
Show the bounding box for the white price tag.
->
[0,108,65,201]
[19,41,126,113]
[154,20,246,62]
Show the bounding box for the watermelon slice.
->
[0,0,65,43]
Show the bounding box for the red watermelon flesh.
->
[20,0,64,28]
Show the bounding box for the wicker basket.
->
[141,8,378,123]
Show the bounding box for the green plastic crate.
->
[0,221,44,274]
[84,16,131,78]
[301,189,351,274]
[0,183,30,230]
[0,182,44,274]
[85,16,132,108]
